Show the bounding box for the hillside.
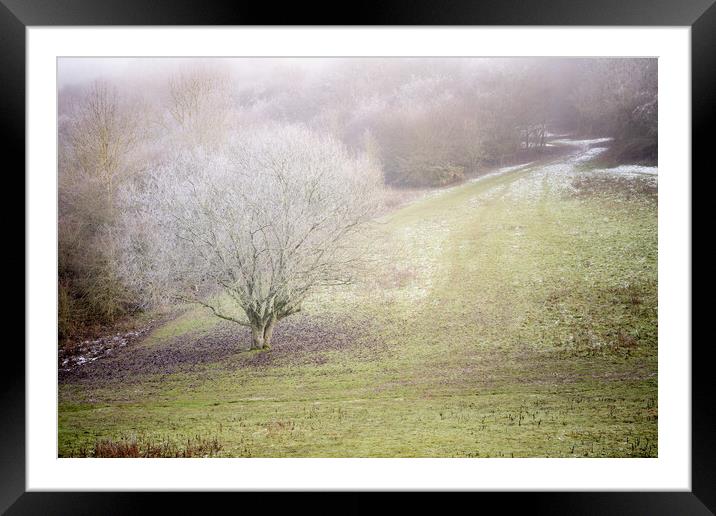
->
[59,139,658,458]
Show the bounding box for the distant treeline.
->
[58,57,657,340]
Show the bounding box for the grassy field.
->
[58,143,658,458]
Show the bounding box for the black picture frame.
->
[5,0,709,513]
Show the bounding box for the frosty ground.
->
[59,139,658,458]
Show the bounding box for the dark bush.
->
[593,137,658,167]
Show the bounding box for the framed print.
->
[6,0,710,512]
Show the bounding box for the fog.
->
[57,56,657,339]
[56,56,659,459]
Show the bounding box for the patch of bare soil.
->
[59,323,157,373]
[59,313,381,385]
[568,175,657,201]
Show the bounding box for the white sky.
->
[57,57,339,89]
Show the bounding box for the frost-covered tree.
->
[119,124,380,350]
[165,67,232,146]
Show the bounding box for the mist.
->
[57,56,658,458]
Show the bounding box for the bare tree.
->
[64,81,142,209]
[166,67,232,146]
[119,124,381,350]
[58,81,143,338]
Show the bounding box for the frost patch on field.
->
[309,217,452,307]
[363,137,656,304]
[468,182,512,206]
[599,165,658,176]
[418,162,534,203]
[488,162,535,176]
[504,161,581,201]
[551,137,614,147]
[573,147,609,162]
[580,164,658,188]
[386,219,451,302]
[501,140,656,202]
[471,162,534,183]
[401,161,537,210]
[504,175,542,201]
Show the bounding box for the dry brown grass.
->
[82,434,222,458]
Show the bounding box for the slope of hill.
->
[59,141,658,458]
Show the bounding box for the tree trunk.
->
[263,317,276,350]
[250,325,265,350]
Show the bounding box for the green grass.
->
[59,159,658,457]
[140,305,220,347]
